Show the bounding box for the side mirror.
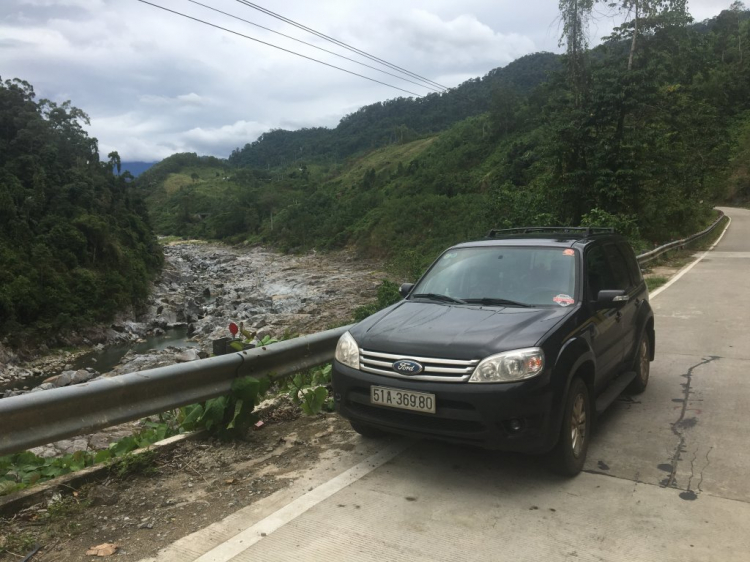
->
[594,289,629,310]
[399,283,414,298]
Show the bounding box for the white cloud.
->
[387,10,536,68]
[0,0,734,161]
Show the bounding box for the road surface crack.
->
[697,446,713,493]
[664,356,719,491]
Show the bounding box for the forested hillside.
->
[141,5,750,278]
[227,52,560,169]
[0,79,163,342]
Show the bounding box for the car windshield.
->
[411,246,578,308]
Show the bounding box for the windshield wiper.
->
[463,297,532,308]
[412,293,467,304]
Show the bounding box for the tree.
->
[558,0,595,105]
[108,151,121,175]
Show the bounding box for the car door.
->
[584,245,623,388]
[603,243,639,371]
[617,242,647,364]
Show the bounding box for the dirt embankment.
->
[0,402,375,562]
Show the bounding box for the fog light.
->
[509,419,523,432]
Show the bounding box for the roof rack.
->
[486,226,616,238]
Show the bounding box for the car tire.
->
[627,335,650,394]
[350,421,386,439]
[550,377,590,477]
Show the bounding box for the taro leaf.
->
[200,397,228,431]
[226,399,256,431]
[110,436,138,457]
[94,450,112,464]
[312,387,328,409]
[227,399,244,430]
[70,451,87,471]
[235,401,258,432]
[20,469,42,484]
[180,404,204,431]
[288,387,300,405]
[231,377,259,404]
[300,387,329,415]
[41,465,65,478]
[155,424,168,442]
[0,455,13,473]
[13,451,43,467]
[0,480,20,496]
[257,375,271,397]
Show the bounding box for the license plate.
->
[370,386,436,414]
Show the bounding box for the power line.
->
[185,0,442,93]
[235,0,449,92]
[135,0,423,97]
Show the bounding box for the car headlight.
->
[334,331,360,370]
[469,348,545,383]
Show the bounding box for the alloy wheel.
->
[570,393,587,458]
[639,339,650,384]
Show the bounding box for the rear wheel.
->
[627,336,650,394]
[350,420,386,439]
[550,377,590,477]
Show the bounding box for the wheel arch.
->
[549,338,596,442]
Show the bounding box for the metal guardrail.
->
[636,211,726,265]
[0,212,730,457]
[0,325,349,457]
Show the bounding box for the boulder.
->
[175,349,200,363]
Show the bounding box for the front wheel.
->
[627,336,650,394]
[550,377,590,477]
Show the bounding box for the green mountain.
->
[0,78,163,342]
[227,52,560,169]
[140,7,750,277]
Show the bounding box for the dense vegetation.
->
[227,52,561,169]
[141,5,750,278]
[0,79,163,342]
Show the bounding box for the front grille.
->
[359,349,479,382]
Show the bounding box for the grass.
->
[108,450,160,479]
[0,495,90,556]
[0,528,37,556]
[646,276,669,291]
[334,136,437,187]
[47,496,90,521]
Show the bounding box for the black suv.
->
[332,227,655,475]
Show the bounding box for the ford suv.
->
[332,227,654,475]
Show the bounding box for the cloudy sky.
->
[0,0,737,162]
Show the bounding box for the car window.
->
[618,242,643,285]
[413,246,577,307]
[585,246,617,299]
[604,244,633,291]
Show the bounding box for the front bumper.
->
[332,361,561,453]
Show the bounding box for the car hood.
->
[350,301,572,360]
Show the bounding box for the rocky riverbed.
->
[0,241,386,455]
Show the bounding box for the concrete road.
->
[146,207,750,562]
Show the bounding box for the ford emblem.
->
[392,359,424,375]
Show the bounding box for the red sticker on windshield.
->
[553,294,575,307]
[563,249,575,256]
